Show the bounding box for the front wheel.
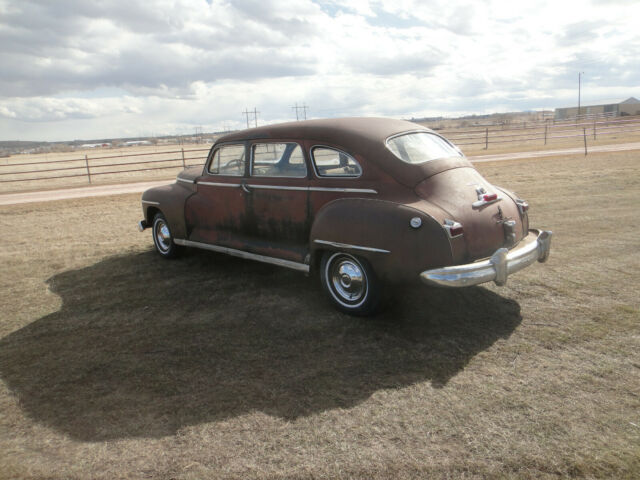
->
[320,251,381,316]
[152,213,181,258]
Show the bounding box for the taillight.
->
[444,219,464,237]
[483,193,497,202]
[473,187,501,209]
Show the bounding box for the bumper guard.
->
[420,229,552,288]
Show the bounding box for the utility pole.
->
[242,108,259,128]
[292,102,309,121]
[292,102,299,121]
[578,72,584,119]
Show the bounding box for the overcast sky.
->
[1,0,639,141]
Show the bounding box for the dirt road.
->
[2,142,639,205]
[0,180,170,206]
[470,141,640,163]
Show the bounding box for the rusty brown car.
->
[138,118,551,315]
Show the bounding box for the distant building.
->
[555,97,640,120]
[81,143,110,148]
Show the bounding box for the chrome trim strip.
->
[245,184,377,194]
[197,181,241,188]
[420,229,552,288]
[314,239,390,253]
[141,200,160,205]
[177,178,194,185]
[247,184,308,191]
[173,239,310,273]
[309,187,377,194]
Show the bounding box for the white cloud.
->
[0,0,639,140]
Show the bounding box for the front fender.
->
[141,182,194,240]
[309,198,452,282]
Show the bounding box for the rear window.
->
[386,132,462,164]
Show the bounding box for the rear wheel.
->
[320,251,381,316]
[152,213,181,258]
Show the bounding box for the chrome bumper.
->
[420,229,552,288]
[137,220,148,232]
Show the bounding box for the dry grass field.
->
[0,150,639,479]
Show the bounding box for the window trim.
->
[250,141,308,179]
[310,145,362,179]
[206,142,247,176]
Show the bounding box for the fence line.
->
[2,117,640,187]
[446,119,640,148]
[440,114,639,137]
[0,148,209,184]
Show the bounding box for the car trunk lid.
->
[414,166,524,261]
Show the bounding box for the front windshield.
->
[386,132,463,164]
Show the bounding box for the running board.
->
[173,239,310,273]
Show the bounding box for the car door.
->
[242,141,310,263]
[184,142,248,249]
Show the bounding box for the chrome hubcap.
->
[331,257,365,302]
[155,220,171,252]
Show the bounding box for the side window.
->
[311,147,362,177]
[251,143,307,178]
[209,144,245,176]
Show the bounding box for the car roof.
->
[216,117,430,147]
[214,117,472,187]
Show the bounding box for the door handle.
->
[241,183,251,194]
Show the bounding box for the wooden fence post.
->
[544,124,547,145]
[485,128,488,150]
[85,154,91,184]
[181,148,186,168]
[593,118,597,140]
[583,128,587,156]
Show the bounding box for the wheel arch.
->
[142,183,192,239]
[309,197,453,283]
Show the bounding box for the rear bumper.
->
[420,229,552,288]
[137,220,148,232]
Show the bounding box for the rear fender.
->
[309,198,452,282]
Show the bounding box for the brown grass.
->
[1,151,639,479]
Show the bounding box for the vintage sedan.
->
[138,118,551,315]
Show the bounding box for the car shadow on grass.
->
[0,249,521,441]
